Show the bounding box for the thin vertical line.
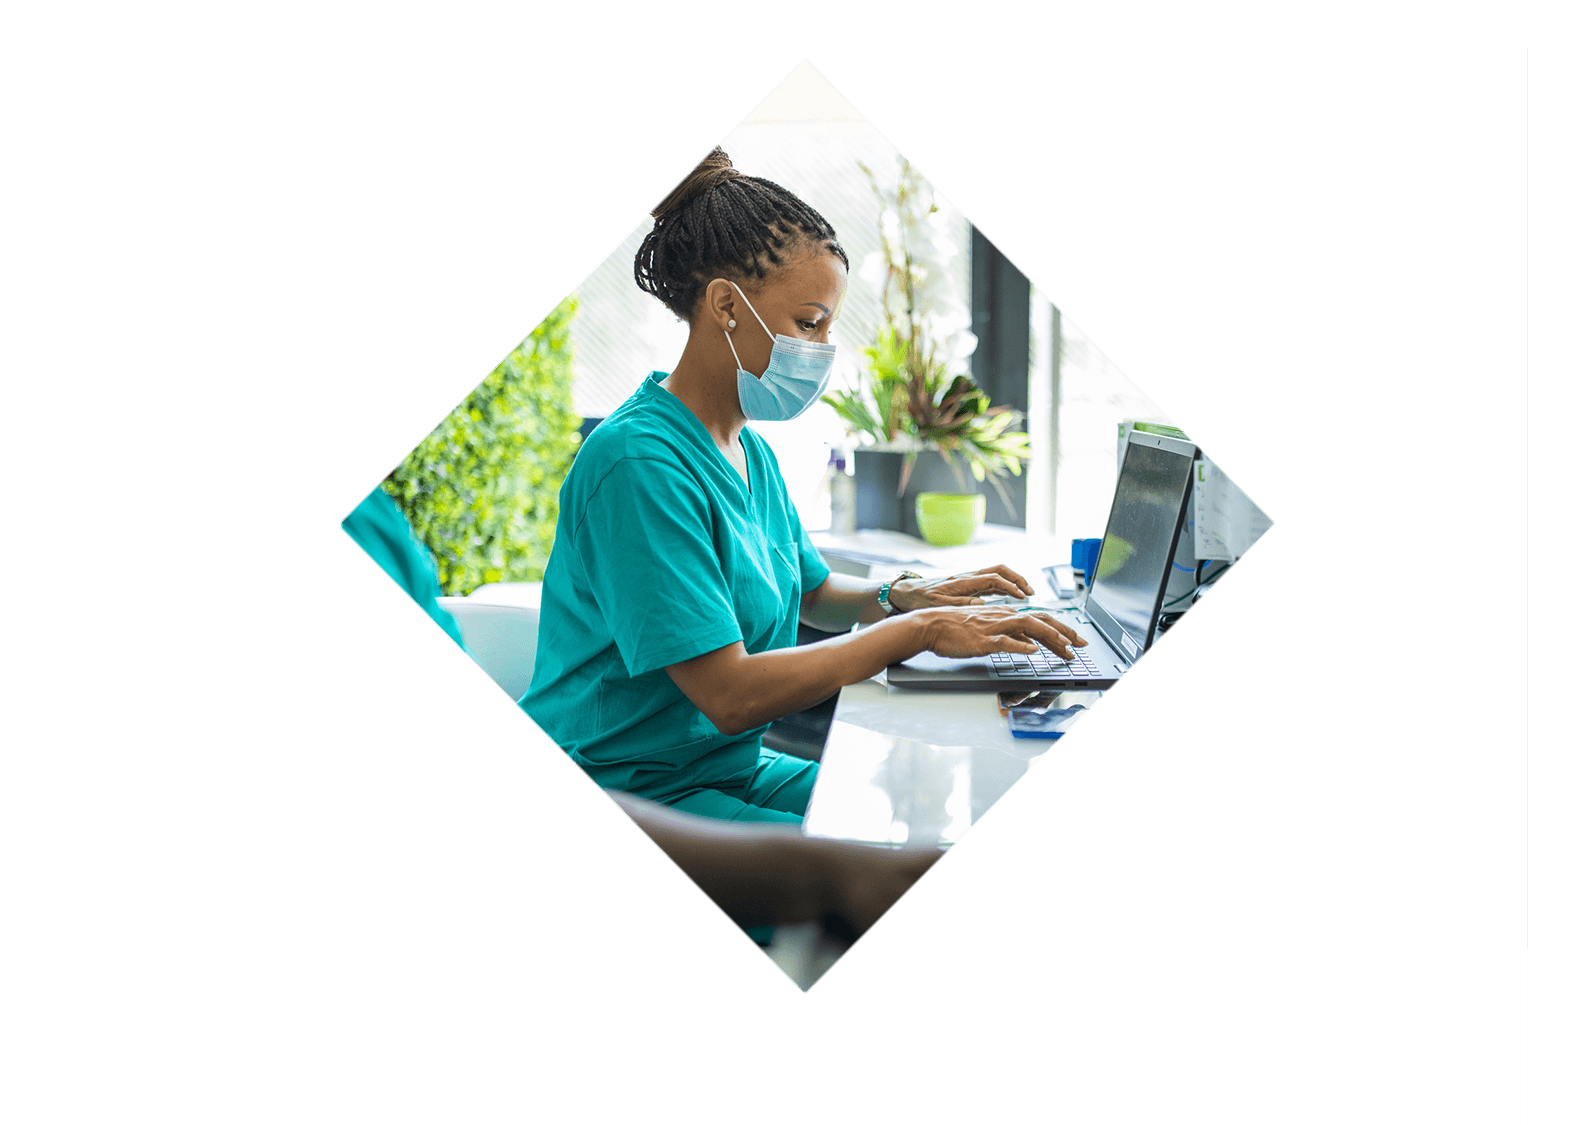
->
[1523,48,1530,954]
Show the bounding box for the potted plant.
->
[822,157,1030,546]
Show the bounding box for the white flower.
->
[898,200,941,257]
[858,250,887,288]
[862,155,977,376]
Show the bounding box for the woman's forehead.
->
[770,252,847,302]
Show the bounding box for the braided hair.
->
[635,147,849,321]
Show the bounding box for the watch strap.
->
[878,571,921,615]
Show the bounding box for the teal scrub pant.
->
[662,746,818,825]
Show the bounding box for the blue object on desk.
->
[1008,703,1089,739]
[1071,537,1103,585]
[1016,724,1067,743]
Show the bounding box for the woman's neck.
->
[661,330,746,450]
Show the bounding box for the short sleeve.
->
[770,456,829,594]
[575,457,745,677]
[794,521,829,594]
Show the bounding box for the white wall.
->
[1050,302,1179,538]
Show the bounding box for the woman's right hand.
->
[915,605,1087,661]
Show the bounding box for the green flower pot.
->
[914,492,985,547]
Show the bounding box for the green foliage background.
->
[383,295,582,596]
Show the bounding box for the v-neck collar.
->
[644,372,754,504]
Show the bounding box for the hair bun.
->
[651,146,741,220]
[635,146,846,321]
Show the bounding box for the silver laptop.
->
[886,429,1198,691]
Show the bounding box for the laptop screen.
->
[1089,439,1193,655]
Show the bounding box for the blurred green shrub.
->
[383,295,581,595]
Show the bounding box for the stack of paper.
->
[1192,458,1273,561]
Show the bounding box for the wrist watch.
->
[877,571,921,616]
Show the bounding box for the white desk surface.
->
[802,525,1103,847]
[801,677,1100,847]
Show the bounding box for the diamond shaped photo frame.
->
[342,61,1270,989]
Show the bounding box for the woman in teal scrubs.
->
[521,148,1084,826]
[342,484,466,650]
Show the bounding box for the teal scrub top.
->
[521,371,830,801]
[342,485,467,649]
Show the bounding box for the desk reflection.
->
[802,722,1054,846]
[802,679,1102,846]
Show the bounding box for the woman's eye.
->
[797,320,817,332]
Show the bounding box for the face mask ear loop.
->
[726,280,776,342]
[723,328,746,371]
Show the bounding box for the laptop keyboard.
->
[989,648,1104,679]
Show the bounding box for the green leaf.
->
[383,294,582,594]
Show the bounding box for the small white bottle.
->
[827,448,856,535]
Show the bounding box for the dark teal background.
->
[6,4,1582,1118]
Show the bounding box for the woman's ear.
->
[703,278,737,332]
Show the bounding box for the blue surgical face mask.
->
[721,280,836,422]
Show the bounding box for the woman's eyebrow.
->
[802,302,832,315]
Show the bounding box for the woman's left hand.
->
[889,565,1036,611]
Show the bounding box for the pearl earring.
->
[727,319,736,329]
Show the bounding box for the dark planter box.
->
[853,448,1023,539]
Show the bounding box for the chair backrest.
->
[463,581,544,609]
[437,588,542,700]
